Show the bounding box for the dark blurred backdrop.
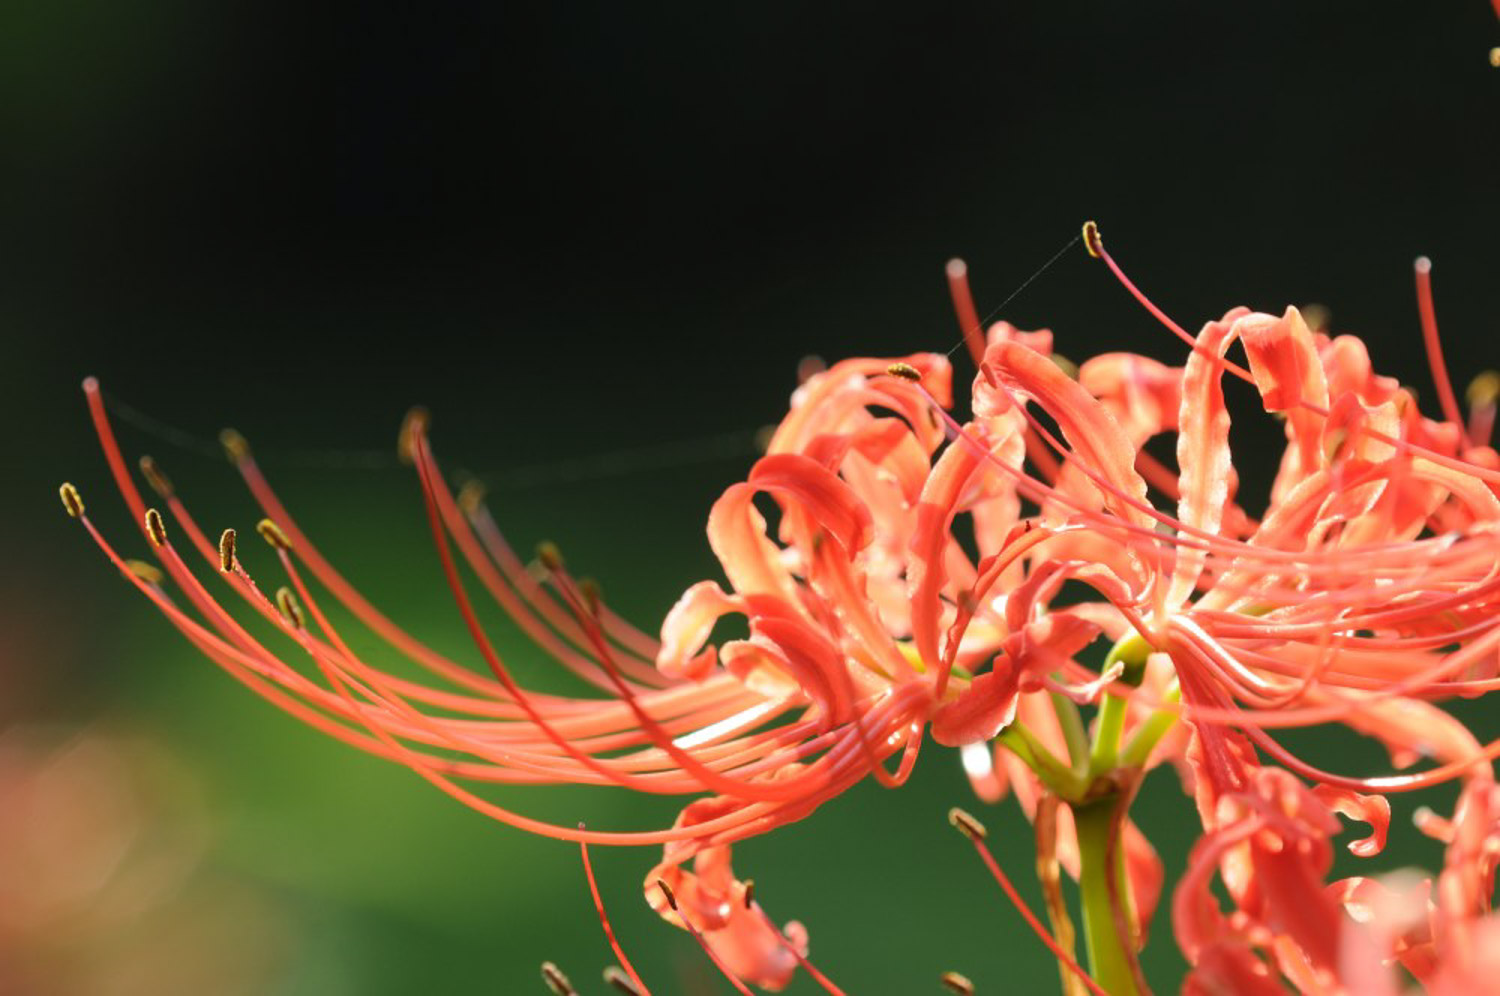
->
[3,2,1497,993]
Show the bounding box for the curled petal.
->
[658,581,742,681]
[983,340,1154,532]
[930,666,1020,747]
[748,452,874,557]
[1313,785,1392,858]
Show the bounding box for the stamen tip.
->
[455,478,487,517]
[540,962,577,996]
[397,406,431,465]
[275,586,305,629]
[886,362,923,382]
[945,257,969,278]
[948,806,988,841]
[219,428,251,463]
[742,878,755,909]
[124,558,165,586]
[138,455,174,498]
[219,528,237,572]
[602,966,642,995]
[1467,371,1500,408]
[536,541,565,572]
[59,482,85,519]
[1414,255,1432,274]
[256,518,293,552]
[144,508,167,547]
[82,375,100,394]
[1491,46,1500,68]
[656,878,678,911]
[940,970,976,995]
[1082,220,1103,258]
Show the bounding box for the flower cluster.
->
[64,224,1500,993]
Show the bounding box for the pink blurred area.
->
[0,726,293,996]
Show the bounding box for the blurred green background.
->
[3,2,1498,993]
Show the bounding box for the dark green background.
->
[5,2,1498,992]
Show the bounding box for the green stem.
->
[1074,799,1141,996]
[1088,693,1128,777]
[998,721,1086,800]
[1120,684,1181,770]
[1050,690,1091,776]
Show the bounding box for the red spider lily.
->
[63,222,1500,992]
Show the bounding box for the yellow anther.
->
[138,455,174,498]
[125,559,165,585]
[886,361,923,382]
[1467,371,1500,409]
[275,586,305,629]
[219,428,251,463]
[219,528,237,572]
[59,482,85,519]
[256,518,292,552]
[948,806,988,842]
[145,508,167,547]
[940,970,976,995]
[1082,220,1103,258]
[540,962,577,996]
[397,406,430,465]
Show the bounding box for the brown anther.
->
[1467,371,1500,408]
[940,970,976,995]
[536,541,565,572]
[455,478,487,517]
[145,508,168,547]
[1082,220,1103,259]
[1048,353,1079,380]
[138,456,174,498]
[219,528,237,572]
[742,879,756,909]
[656,878,678,911]
[540,962,577,996]
[948,806,988,842]
[59,482,85,519]
[219,428,251,463]
[397,406,430,465]
[125,559,165,586]
[579,577,602,616]
[275,586,305,629]
[602,967,643,995]
[257,518,293,552]
[886,361,923,382]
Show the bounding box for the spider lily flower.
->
[63,225,1500,992]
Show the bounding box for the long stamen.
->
[946,258,988,368]
[579,831,651,996]
[948,808,1111,996]
[744,892,848,996]
[1414,256,1469,445]
[654,880,755,996]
